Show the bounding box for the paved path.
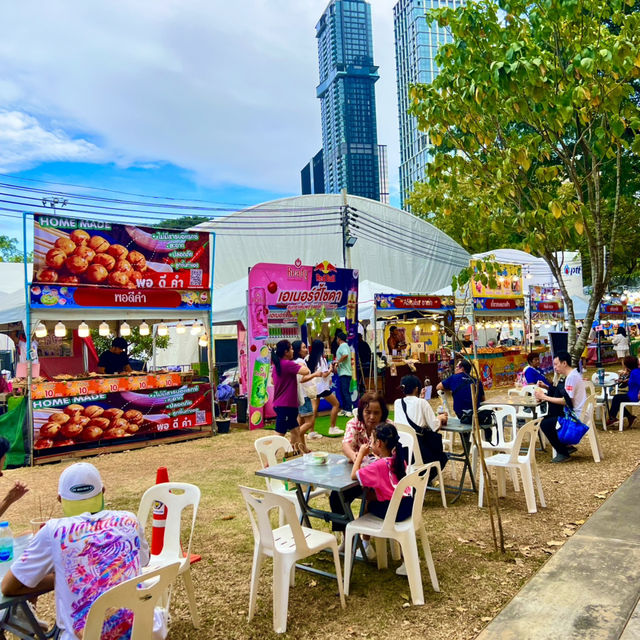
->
[477,467,640,639]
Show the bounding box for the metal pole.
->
[373,304,378,391]
[209,232,217,435]
[341,189,348,269]
[22,212,34,466]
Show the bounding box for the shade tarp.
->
[0,290,27,328]
[193,194,470,292]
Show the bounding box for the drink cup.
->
[30,518,48,536]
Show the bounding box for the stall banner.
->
[529,286,564,312]
[375,294,455,311]
[471,261,523,298]
[629,305,640,317]
[600,301,627,317]
[30,285,210,310]
[247,260,358,429]
[31,372,182,400]
[477,351,528,389]
[33,214,210,290]
[473,297,525,311]
[32,381,211,453]
[37,334,74,358]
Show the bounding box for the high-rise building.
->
[394,0,464,208]
[301,149,325,195]
[315,0,381,201]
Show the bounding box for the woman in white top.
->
[612,326,630,364]
[292,340,323,449]
[307,339,343,436]
[393,375,448,473]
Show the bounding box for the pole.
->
[340,188,351,269]
[373,304,378,391]
[22,212,34,466]
[209,232,218,435]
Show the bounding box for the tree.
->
[91,326,170,363]
[407,0,640,362]
[0,235,25,262]
[157,215,208,230]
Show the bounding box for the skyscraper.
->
[394,0,464,208]
[315,0,381,201]
[301,149,325,195]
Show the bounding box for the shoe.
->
[355,541,376,561]
[338,410,351,417]
[606,419,617,427]
[628,415,636,428]
[328,426,345,436]
[566,446,577,454]
[307,431,322,440]
[551,454,571,463]
[396,562,408,576]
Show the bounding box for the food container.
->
[304,451,329,466]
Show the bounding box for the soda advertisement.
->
[33,214,210,291]
[247,260,358,429]
[32,381,211,455]
[470,261,524,299]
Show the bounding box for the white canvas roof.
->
[193,194,470,292]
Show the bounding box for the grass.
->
[4,391,640,639]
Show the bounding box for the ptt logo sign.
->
[563,264,582,277]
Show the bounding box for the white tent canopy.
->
[193,194,470,292]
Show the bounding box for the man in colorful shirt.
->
[2,462,153,640]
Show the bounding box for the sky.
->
[0,0,401,246]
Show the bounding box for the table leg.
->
[295,485,313,528]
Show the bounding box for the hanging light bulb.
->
[139,321,150,336]
[176,320,186,334]
[78,321,90,338]
[54,322,66,337]
[157,323,169,337]
[190,320,202,335]
[430,324,437,332]
[198,333,208,347]
[99,322,110,336]
[35,322,47,338]
[120,322,131,337]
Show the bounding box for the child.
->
[351,423,414,522]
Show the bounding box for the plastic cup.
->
[30,518,48,535]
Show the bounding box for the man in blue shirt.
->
[436,359,485,418]
[523,352,551,388]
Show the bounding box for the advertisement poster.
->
[530,286,565,324]
[33,214,210,291]
[247,260,358,429]
[32,381,211,454]
[375,294,455,311]
[470,261,523,299]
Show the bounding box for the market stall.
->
[462,261,528,389]
[372,294,455,405]
[586,298,626,365]
[628,302,640,357]
[526,286,564,375]
[247,260,358,429]
[20,213,216,465]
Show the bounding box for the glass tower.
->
[316,0,381,201]
[394,0,465,208]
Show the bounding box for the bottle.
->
[0,522,14,562]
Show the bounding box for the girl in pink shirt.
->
[351,423,413,522]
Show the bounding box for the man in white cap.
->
[2,462,150,640]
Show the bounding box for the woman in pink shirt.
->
[271,340,310,451]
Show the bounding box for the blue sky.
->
[0,1,400,249]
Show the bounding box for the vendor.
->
[97,337,132,375]
[386,325,407,355]
[523,352,551,388]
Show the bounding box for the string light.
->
[99,322,110,336]
[157,323,169,337]
[191,321,202,335]
[54,322,66,337]
[120,322,131,337]
[176,320,186,334]
[78,322,90,338]
[139,321,150,336]
[35,322,47,338]
[198,333,208,347]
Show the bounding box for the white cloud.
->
[0,0,400,194]
[0,111,105,172]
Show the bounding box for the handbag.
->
[459,408,497,445]
[556,406,589,445]
[400,398,447,468]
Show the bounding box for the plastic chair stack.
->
[239,485,346,634]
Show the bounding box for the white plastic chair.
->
[590,373,619,424]
[478,419,546,514]
[395,423,447,508]
[584,381,607,426]
[343,464,440,605]
[137,482,201,628]
[436,390,457,480]
[254,435,329,525]
[239,485,346,634]
[581,394,603,462]
[83,562,180,640]
[471,405,520,491]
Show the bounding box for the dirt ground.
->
[4,400,640,640]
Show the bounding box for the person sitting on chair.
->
[436,359,485,420]
[1,462,167,640]
[523,352,551,388]
[607,355,639,428]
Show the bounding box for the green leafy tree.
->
[407,0,640,362]
[157,215,208,230]
[0,235,32,262]
[91,326,170,363]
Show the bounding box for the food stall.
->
[372,294,455,405]
[246,260,358,429]
[463,261,528,389]
[20,213,216,465]
[628,301,640,357]
[585,298,626,365]
[526,286,563,375]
